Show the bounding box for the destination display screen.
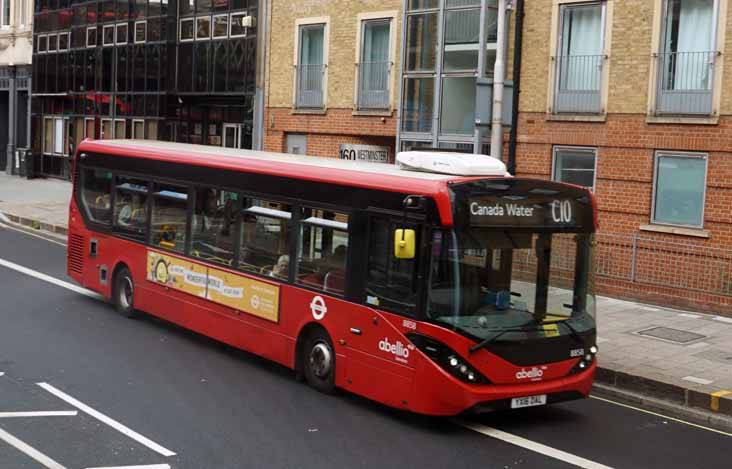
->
[451,179,594,231]
[468,197,580,228]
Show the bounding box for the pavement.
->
[2,173,732,432]
[0,224,730,469]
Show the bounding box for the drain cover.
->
[637,326,706,344]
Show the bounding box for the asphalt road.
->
[0,222,729,469]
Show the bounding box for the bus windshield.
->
[427,227,595,339]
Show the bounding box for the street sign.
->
[338,144,390,164]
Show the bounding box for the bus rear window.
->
[80,168,113,225]
[297,209,349,296]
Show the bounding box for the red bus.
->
[68,140,598,416]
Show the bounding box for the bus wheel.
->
[303,329,336,394]
[114,267,137,318]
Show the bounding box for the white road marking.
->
[678,313,702,319]
[0,372,4,377]
[0,426,68,469]
[640,306,659,312]
[688,341,710,349]
[86,465,171,469]
[590,395,732,438]
[0,257,103,300]
[457,421,612,469]
[596,337,609,344]
[459,421,613,469]
[712,315,732,324]
[0,216,67,247]
[0,411,78,418]
[682,376,714,385]
[37,383,176,457]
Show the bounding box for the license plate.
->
[511,394,547,409]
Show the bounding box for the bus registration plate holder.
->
[511,394,547,409]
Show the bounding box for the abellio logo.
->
[378,337,410,362]
[515,367,545,380]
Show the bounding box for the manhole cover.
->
[637,326,706,344]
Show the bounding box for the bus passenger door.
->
[341,216,421,410]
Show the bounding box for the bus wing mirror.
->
[394,229,416,259]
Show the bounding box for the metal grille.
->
[358,61,390,110]
[596,233,732,297]
[67,234,85,275]
[295,63,325,108]
[555,54,604,114]
[656,51,715,115]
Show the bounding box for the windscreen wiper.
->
[556,318,585,345]
[468,325,537,354]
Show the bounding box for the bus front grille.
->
[68,234,85,274]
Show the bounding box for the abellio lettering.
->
[378,338,410,359]
[515,367,544,380]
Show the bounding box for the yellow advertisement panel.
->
[207,268,280,322]
[147,251,208,298]
[146,250,280,322]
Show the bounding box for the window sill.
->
[352,109,393,117]
[545,114,606,123]
[646,115,719,125]
[291,108,327,115]
[639,223,710,239]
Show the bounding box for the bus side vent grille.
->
[68,234,85,274]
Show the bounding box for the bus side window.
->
[112,176,149,241]
[297,208,349,296]
[364,218,418,316]
[149,183,189,253]
[191,188,238,265]
[239,198,292,279]
[80,167,113,225]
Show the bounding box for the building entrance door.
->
[222,124,244,149]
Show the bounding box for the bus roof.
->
[78,139,488,224]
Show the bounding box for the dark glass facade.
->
[32,0,259,178]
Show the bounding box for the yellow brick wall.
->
[266,0,402,110]
[519,0,732,116]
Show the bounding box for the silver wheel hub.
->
[309,342,332,378]
[120,277,133,309]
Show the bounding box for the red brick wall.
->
[517,112,732,314]
[263,107,398,160]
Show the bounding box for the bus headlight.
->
[569,344,598,376]
[407,333,490,384]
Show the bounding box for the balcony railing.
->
[295,63,325,109]
[554,54,604,114]
[358,61,390,110]
[656,51,715,115]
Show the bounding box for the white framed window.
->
[43,117,53,153]
[103,25,115,46]
[87,27,97,48]
[356,15,394,111]
[115,119,127,139]
[134,21,147,44]
[84,118,95,139]
[552,146,598,190]
[48,33,58,53]
[116,22,129,44]
[180,18,194,41]
[38,34,48,53]
[213,14,228,39]
[101,119,113,139]
[196,16,211,39]
[652,151,708,228]
[58,32,70,52]
[132,119,145,139]
[53,117,64,154]
[230,12,249,38]
[1,0,10,27]
[294,18,330,109]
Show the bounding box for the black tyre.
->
[302,328,336,394]
[113,267,137,318]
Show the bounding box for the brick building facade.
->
[516,0,732,312]
[262,0,401,162]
